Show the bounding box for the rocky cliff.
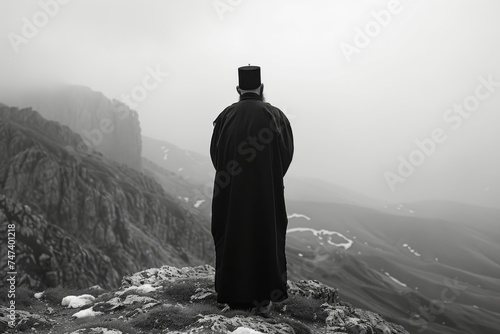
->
[0,264,410,334]
[5,85,143,170]
[0,106,214,290]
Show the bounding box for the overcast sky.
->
[1,0,499,208]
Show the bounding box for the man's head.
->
[237,65,264,97]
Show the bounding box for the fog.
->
[1,0,499,208]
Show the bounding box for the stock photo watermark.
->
[7,0,73,54]
[3,221,18,329]
[340,0,415,63]
[213,0,244,21]
[385,74,500,192]
[79,64,169,151]
[406,277,467,333]
[119,64,170,110]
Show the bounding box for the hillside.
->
[285,200,500,334]
[140,134,500,333]
[0,264,410,334]
[0,105,214,290]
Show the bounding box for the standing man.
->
[210,65,294,313]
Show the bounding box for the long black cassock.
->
[210,93,294,305]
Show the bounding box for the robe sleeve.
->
[210,114,223,169]
[276,111,294,176]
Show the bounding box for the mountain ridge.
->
[1,85,143,170]
[0,105,214,290]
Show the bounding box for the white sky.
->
[0,0,499,208]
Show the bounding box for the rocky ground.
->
[0,265,409,334]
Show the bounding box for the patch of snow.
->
[72,306,103,318]
[287,213,311,220]
[116,284,158,296]
[194,200,205,208]
[473,305,479,309]
[132,284,158,293]
[162,148,169,160]
[287,227,354,250]
[435,257,439,261]
[395,203,416,214]
[62,294,95,308]
[402,244,421,257]
[384,272,407,287]
[178,167,183,172]
[298,253,303,257]
[34,292,44,299]
[231,327,265,334]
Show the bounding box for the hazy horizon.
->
[1,0,499,208]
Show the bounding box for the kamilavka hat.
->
[238,65,261,90]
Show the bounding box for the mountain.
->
[285,200,500,334]
[2,85,143,170]
[0,105,214,290]
[0,264,410,334]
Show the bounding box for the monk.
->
[210,65,294,313]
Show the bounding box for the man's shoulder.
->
[213,102,238,123]
[262,102,286,118]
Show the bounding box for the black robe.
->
[210,93,294,305]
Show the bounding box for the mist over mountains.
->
[1,85,499,334]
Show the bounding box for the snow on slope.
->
[287,227,353,250]
[287,213,311,220]
[384,272,408,287]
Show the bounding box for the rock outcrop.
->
[0,265,410,334]
[0,106,214,290]
[6,85,143,170]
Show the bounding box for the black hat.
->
[238,65,261,90]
